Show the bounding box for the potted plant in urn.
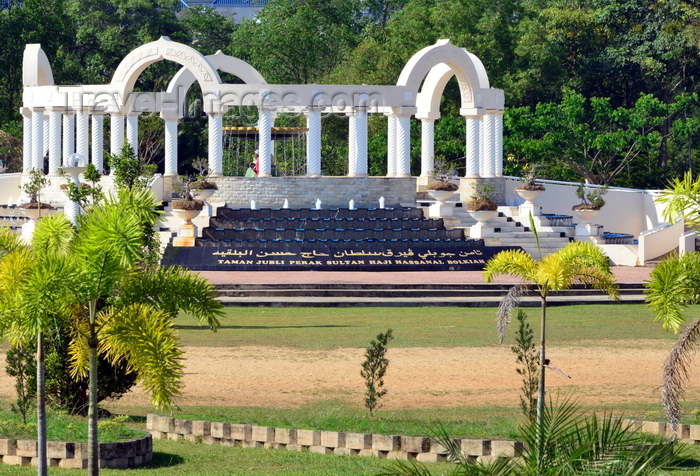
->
[426,155,459,202]
[514,164,545,203]
[171,176,204,225]
[572,183,607,223]
[190,157,218,201]
[466,183,498,224]
[19,168,52,220]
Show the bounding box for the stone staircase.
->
[414,199,573,258]
[214,282,644,307]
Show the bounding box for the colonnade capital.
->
[160,111,181,122]
[389,106,417,117]
[460,107,484,118]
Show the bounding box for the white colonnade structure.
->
[22,37,504,192]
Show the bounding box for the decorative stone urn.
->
[516,188,543,218]
[426,190,456,218]
[427,190,454,202]
[468,209,497,224]
[171,208,201,226]
[515,188,543,204]
[574,208,600,223]
[192,188,216,201]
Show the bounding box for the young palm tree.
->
[380,396,684,476]
[483,240,619,470]
[63,190,222,475]
[0,218,81,476]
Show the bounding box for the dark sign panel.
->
[163,243,522,272]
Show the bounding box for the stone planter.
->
[468,210,497,224]
[171,208,201,225]
[574,208,600,223]
[192,188,216,201]
[427,190,454,202]
[515,188,543,203]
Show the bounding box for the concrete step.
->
[217,293,643,307]
[214,282,643,306]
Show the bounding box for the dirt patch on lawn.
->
[0,341,684,410]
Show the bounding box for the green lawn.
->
[174,304,687,349]
[4,303,700,474]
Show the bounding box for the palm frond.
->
[661,316,700,426]
[99,303,184,412]
[645,253,700,333]
[32,213,74,255]
[555,241,612,273]
[104,187,163,229]
[118,265,223,329]
[656,171,700,227]
[0,227,27,258]
[571,267,620,301]
[497,284,530,344]
[483,249,537,283]
[537,253,573,291]
[68,317,92,380]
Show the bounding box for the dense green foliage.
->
[1,0,698,186]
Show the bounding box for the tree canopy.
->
[1,0,698,186]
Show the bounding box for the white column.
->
[482,113,495,177]
[306,109,321,177]
[163,117,178,177]
[420,119,435,177]
[43,113,50,159]
[386,114,396,177]
[21,108,32,173]
[494,111,503,177]
[396,115,411,177]
[347,113,357,176]
[465,116,481,177]
[110,114,125,157]
[76,109,89,162]
[356,108,368,176]
[48,108,62,175]
[126,113,139,158]
[208,113,223,177]
[31,108,44,171]
[62,111,75,166]
[91,112,104,173]
[257,108,272,177]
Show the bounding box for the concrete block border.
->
[147,414,699,465]
[0,435,152,469]
[147,414,521,463]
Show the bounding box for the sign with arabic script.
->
[163,243,522,272]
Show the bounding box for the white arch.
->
[166,50,267,118]
[415,63,472,120]
[110,37,223,100]
[22,44,55,87]
[397,39,490,110]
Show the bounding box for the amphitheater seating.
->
[196,207,471,246]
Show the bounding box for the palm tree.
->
[646,172,700,430]
[646,252,700,430]
[65,190,222,475]
[1,190,223,475]
[483,240,619,470]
